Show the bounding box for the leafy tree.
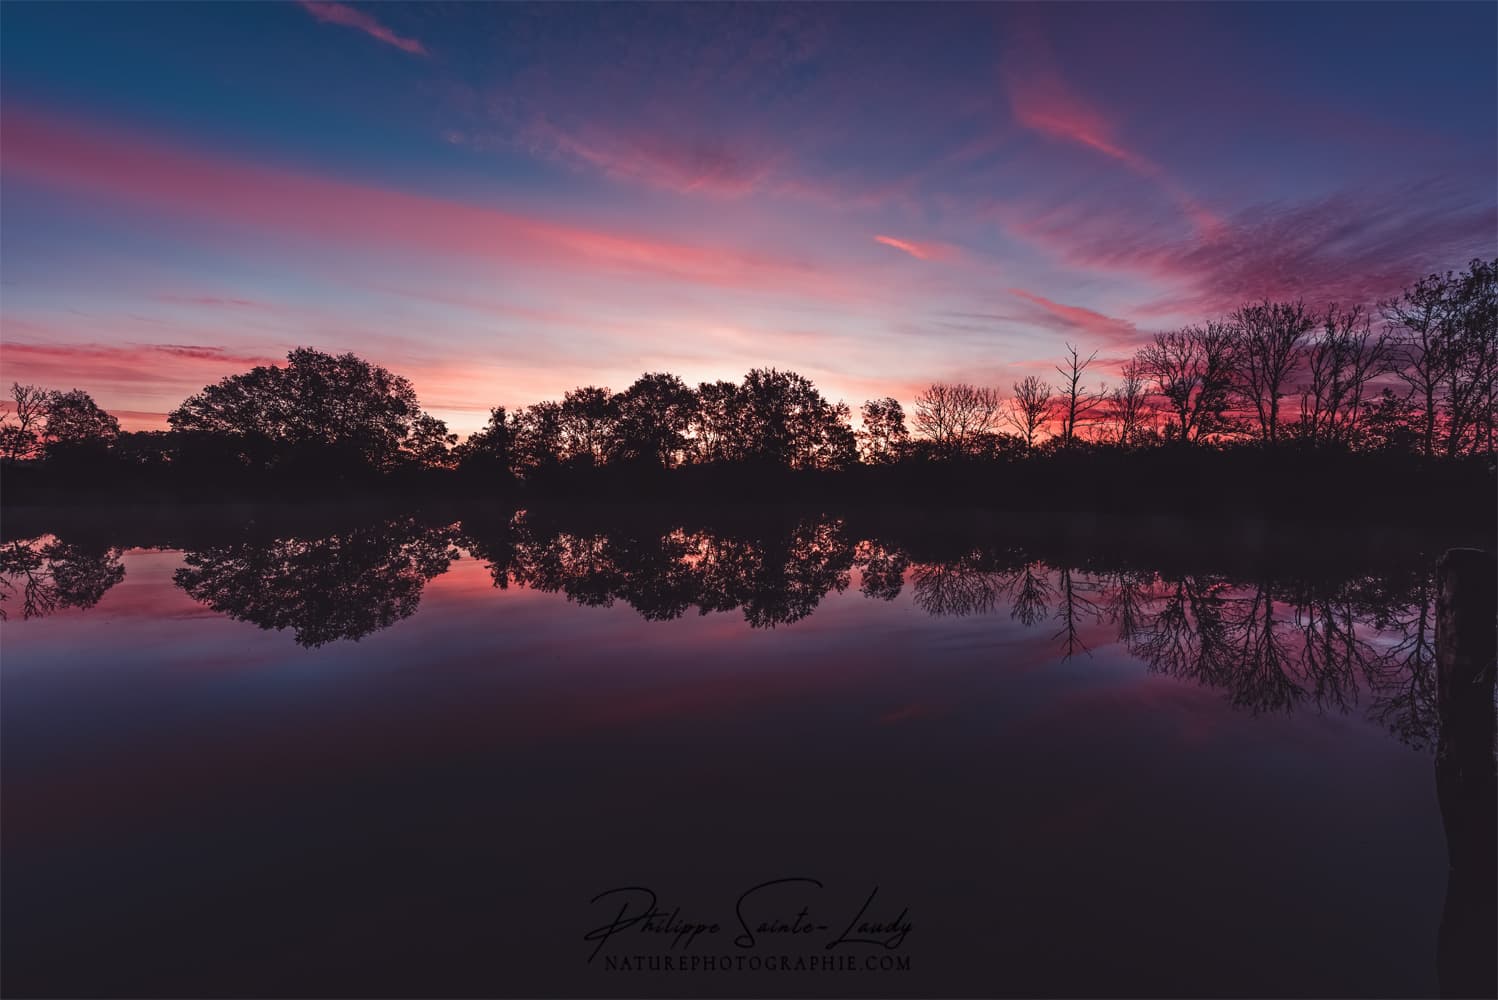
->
[453,406,517,479]
[558,386,618,464]
[511,401,565,475]
[41,388,120,455]
[736,368,853,469]
[610,373,695,467]
[168,348,421,471]
[691,380,743,463]
[858,397,909,464]
[403,412,458,468]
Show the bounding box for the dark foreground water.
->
[2,506,1493,998]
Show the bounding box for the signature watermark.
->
[584,877,912,972]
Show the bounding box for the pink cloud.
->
[1,109,862,304]
[1002,30,1220,234]
[0,339,281,386]
[521,119,777,199]
[297,1,427,56]
[0,340,288,429]
[874,234,959,262]
[1036,184,1495,317]
[154,294,274,310]
[1006,288,1138,346]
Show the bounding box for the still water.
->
[1,506,1490,997]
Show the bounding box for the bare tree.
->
[1133,323,1237,444]
[1439,259,1498,456]
[1298,305,1392,448]
[1384,264,1456,452]
[1053,343,1103,445]
[912,382,1001,454]
[1232,299,1313,444]
[0,383,48,461]
[1006,375,1052,449]
[1379,265,1492,457]
[1101,362,1151,446]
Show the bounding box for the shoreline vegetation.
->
[4,500,1494,574]
[2,259,1494,520]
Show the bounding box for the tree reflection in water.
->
[0,511,1482,749]
[465,513,853,628]
[0,536,125,621]
[173,518,461,647]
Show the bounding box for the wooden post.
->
[1434,547,1496,1000]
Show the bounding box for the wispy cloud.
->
[1,109,867,304]
[1001,27,1218,234]
[297,1,428,56]
[1006,288,1138,346]
[874,234,960,262]
[519,119,777,199]
[1021,182,1497,317]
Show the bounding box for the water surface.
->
[1,507,1489,997]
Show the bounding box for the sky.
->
[1,1,1494,434]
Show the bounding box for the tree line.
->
[2,258,1493,486]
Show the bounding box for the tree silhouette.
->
[1053,345,1102,446]
[690,380,744,463]
[41,388,121,453]
[1006,376,1052,450]
[168,348,423,472]
[736,368,854,470]
[1135,324,1237,444]
[858,397,909,464]
[0,383,49,461]
[611,373,696,467]
[1383,259,1498,457]
[1296,305,1392,448]
[913,382,1001,455]
[511,400,565,476]
[452,406,517,480]
[1099,363,1152,447]
[1232,299,1314,445]
[558,386,618,465]
[403,412,459,469]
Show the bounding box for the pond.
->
[1,506,1492,997]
